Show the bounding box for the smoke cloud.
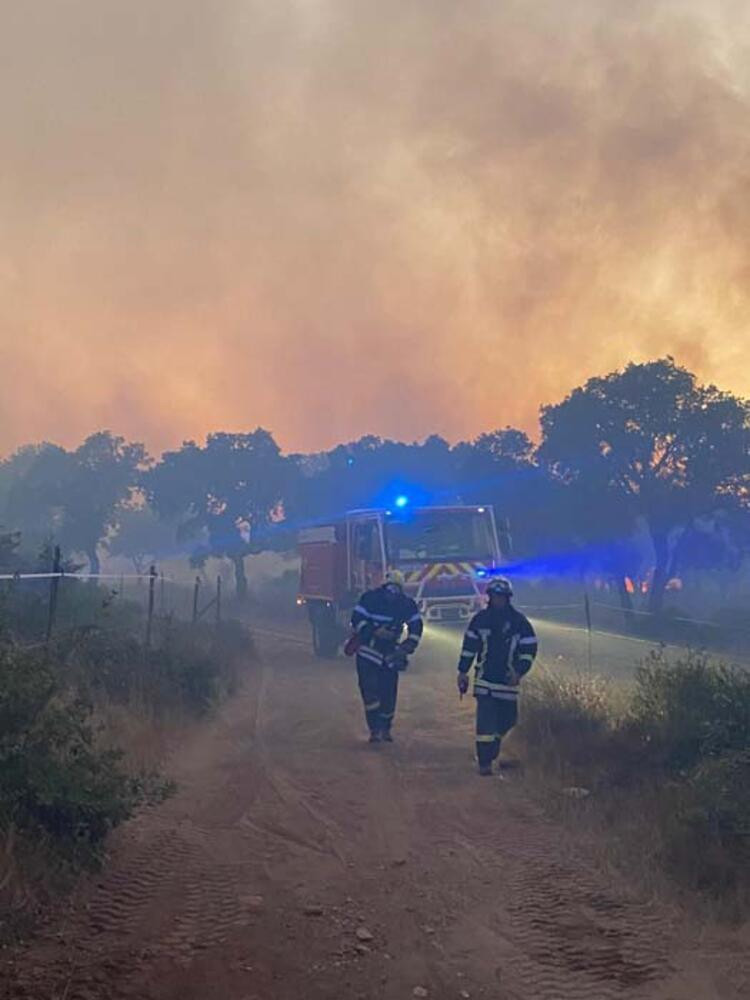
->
[2,0,749,456]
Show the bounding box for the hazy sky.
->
[2,0,750,458]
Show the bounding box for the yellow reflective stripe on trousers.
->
[365,700,381,711]
[476,734,498,743]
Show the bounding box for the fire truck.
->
[297,504,510,657]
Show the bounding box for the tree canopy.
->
[144,429,290,598]
[1,359,748,612]
[538,358,750,610]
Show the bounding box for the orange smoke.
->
[1,1,750,457]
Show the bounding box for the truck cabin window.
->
[388,511,493,562]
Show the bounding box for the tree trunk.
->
[648,531,670,616]
[233,554,248,601]
[87,547,101,578]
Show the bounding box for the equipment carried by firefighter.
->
[343,632,362,657]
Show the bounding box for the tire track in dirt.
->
[391,662,673,1000]
[5,658,273,1000]
[5,629,746,1000]
[7,826,202,999]
[501,851,668,999]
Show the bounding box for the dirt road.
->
[4,630,748,1000]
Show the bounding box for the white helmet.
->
[486,576,513,597]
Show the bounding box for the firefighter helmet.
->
[486,576,513,597]
[384,569,406,590]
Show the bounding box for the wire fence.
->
[516,589,750,668]
[0,547,225,652]
[5,547,749,669]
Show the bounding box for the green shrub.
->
[516,652,750,909]
[630,650,750,771]
[50,617,251,717]
[0,645,144,862]
[147,619,251,715]
[658,751,750,899]
[0,617,250,876]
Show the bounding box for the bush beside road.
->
[0,585,253,940]
[517,650,750,916]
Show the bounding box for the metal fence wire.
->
[516,589,750,666]
[0,547,224,651]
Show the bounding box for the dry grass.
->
[514,653,750,921]
[94,701,187,776]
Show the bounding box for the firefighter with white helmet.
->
[457,576,538,775]
[348,570,423,742]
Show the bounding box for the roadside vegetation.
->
[515,650,750,918]
[0,581,253,940]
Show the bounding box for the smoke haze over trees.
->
[2,2,750,454]
[0,359,748,614]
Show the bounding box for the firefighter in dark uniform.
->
[456,577,538,775]
[349,571,423,742]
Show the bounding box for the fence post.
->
[192,576,201,624]
[159,572,165,615]
[46,545,62,644]
[216,575,222,626]
[584,590,593,674]
[145,564,157,649]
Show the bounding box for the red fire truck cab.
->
[297,505,510,656]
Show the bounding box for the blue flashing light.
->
[394,495,409,509]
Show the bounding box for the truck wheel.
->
[309,604,340,658]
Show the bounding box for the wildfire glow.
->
[2,1,750,457]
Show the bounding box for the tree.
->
[0,444,70,543]
[538,359,750,613]
[56,433,149,575]
[0,435,147,574]
[108,504,174,573]
[0,528,21,571]
[145,430,290,600]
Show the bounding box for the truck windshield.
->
[387,510,496,563]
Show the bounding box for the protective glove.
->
[457,672,470,695]
[386,648,409,672]
[400,637,418,655]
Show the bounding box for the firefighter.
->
[456,577,538,775]
[350,570,423,742]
